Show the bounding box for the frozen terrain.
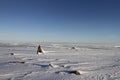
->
[0,42,120,80]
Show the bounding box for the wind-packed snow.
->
[0,42,120,80]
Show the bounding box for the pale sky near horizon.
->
[0,0,120,43]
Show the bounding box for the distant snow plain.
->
[0,42,120,80]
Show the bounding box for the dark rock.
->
[10,53,14,55]
[71,47,75,49]
[9,61,25,64]
[71,70,81,75]
[37,45,43,54]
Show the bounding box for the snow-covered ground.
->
[0,42,120,80]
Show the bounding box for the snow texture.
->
[0,42,120,80]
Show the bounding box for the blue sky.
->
[0,0,120,43]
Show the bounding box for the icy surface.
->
[0,43,120,80]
